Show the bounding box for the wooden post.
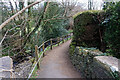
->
[39,47,41,52]
[47,42,49,47]
[63,36,64,43]
[35,45,40,69]
[42,42,45,57]
[69,33,71,39]
[65,35,67,41]
[62,37,63,43]
[67,35,68,40]
[58,37,59,46]
[50,39,52,50]
[71,33,72,38]
[64,36,66,42]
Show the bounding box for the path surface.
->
[36,40,81,78]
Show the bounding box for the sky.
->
[5,0,103,10]
[79,0,102,3]
[77,0,103,9]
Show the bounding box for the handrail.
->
[38,39,50,49]
[27,32,73,79]
[27,50,44,79]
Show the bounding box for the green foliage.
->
[73,10,106,49]
[102,1,120,58]
[111,71,120,80]
[40,2,68,41]
[31,63,38,78]
[73,2,120,58]
[103,2,115,10]
[69,42,76,55]
[68,30,73,33]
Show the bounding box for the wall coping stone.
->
[77,47,103,56]
[94,56,120,73]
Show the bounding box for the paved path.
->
[36,40,81,78]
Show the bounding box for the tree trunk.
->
[27,2,32,34]
[21,2,50,50]
[19,1,24,10]
[9,2,14,14]
[0,1,41,30]
[0,1,3,57]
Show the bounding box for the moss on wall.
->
[70,10,120,79]
[69,43,120,79]
[73,10,106,50]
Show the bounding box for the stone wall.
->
[0,56,32,79]
[0,56,14,79]
[69,46,120,79]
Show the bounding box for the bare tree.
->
[9,1,14,14]
[88,0,94,10]
[19,0,24,10]
[13,0,18,12]
[0,1,3,57]
[92,0,103,10]
[61,0,78,17]
[60,0,86,29]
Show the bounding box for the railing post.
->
[67,35,68,40]
[71,33,72,38]
[35,45,40,69]
[42,42,45,57]
[50,39,52,50]
[58,37,59,46]
[65,35,67,41]
[70,33,71,38]
[63,36,64,43]
[64,36,66,42]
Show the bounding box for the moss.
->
[31,66,38,78]
[73,10,104,19]
[69,42,76,55]
[73,10,106,49]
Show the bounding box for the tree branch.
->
[0,1,43,30]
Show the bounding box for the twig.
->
[0,1,43,30]
[0,30,9,45]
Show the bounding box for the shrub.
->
[102,2,120,58]
[73,10,106,51]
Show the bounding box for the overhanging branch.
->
[0,1,43,30]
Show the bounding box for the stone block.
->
[0,56,13,78]
[70,46,120,79]
[94,56,120,78]
[94,56,119,73]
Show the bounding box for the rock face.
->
[0,56,32,78]
[0,56,14,78]
[13,60,32,78]
[69,47,120,79]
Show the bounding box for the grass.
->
[31,66,38,78]
[30,51,43,78]
[68,30,73,33]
